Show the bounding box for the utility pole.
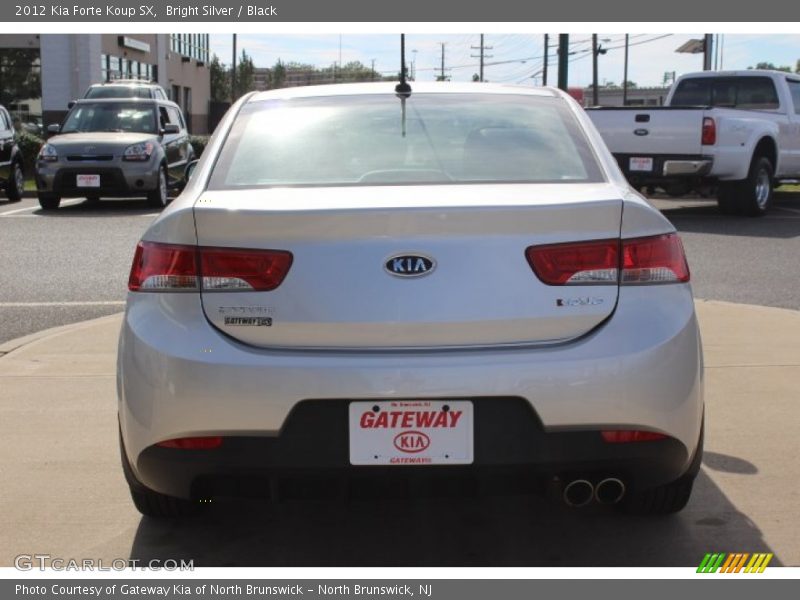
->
[592,34,599,106]
[231,33,237,103]
[371,59,376,81]
[438,42,450,81]
[557,34,569,91]
[471,34,493,82]
[543,34,549,86]
[623,34,629,106]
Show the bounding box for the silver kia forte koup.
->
[117,83,704,518]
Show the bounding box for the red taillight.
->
[621,233,690,284]
[526,233,689,286]
[601,430,668,443]
[128,241,293,292]
[128,242,199,291]
[701,117,716,145]
[156,436,223,449]
[526,239,620,285]
[200,247,293,292]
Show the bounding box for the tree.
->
[271,59,287,89]
[209,54,230,102]
[748,62,792,72]
[622,80,638,89]
[472,73,480,82]
[0,48,41,108]
[234,50,255,98]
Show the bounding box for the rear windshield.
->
[85,86,153,99]
[671,76,780,110]
[208,93,604,189]
[61,102,157,134]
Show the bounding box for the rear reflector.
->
[128,241,292,292]
[601,430,669,443]
[526,233,689,286]
[701,117,716,146]
[156,436,223,449]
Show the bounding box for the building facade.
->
[0,33,211,134]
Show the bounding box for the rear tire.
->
[37,193,61,210]
[5,162,24,202]
[146,166,168,208]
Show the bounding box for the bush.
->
[189,135,210,159]
[16,130,44,174]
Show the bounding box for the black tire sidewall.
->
[743,156,773,217]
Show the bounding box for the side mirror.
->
[46,124,61,134]
[184,160,199,183]
[67,100,76,109]
[161,123,180,135]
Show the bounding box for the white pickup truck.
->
[586,70,800,216]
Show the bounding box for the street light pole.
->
[231,33,237,103]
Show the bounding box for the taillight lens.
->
[701,117,716,145]
[526,239,619,285]
[128,241,293,292]
[621,233,690,284]
[526,233,689,285]
[601,430,668,443]
[128,242,199,291]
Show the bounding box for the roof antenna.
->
[395,34,412,96]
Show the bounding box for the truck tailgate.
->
[586,107,705,156]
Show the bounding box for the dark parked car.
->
[36,98,194,209]
[0,105,25,203]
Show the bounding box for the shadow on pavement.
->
[656,192,800,240]
[128,469,780,567]
[32,197,166,217]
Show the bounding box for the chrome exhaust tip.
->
[594,477,626,505]
[563,479,594,507]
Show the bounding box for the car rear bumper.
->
[35,160,160,197]
[118,285,704,499]
[612,153,714,186]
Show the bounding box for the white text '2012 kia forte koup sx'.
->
[118,83,703,517]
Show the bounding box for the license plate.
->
[349,400,474,465]
[76,174,100,188]
[629,157,654,172]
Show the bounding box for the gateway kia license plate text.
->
[349,400,474,465]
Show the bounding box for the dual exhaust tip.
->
[563,477,625,507]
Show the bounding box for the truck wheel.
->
[741,156,774,217]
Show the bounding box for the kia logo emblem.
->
[393,430,431,453]
[385,254,435,277]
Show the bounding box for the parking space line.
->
[0,198,85,216]
[0,301,125,307]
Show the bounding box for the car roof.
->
[73,97,178,108]
[89,80,161,87]
[247,82,563,103]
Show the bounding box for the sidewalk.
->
[0,301,799,565]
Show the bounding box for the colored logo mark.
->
[697,552,773,573]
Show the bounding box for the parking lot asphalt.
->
[0,300,798,567]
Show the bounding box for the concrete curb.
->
[0,312,123,357]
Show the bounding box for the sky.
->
[209,33,800,88]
